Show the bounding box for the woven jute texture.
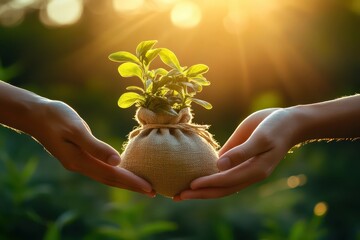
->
[120,107,219,197]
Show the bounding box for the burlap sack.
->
[120,107,219,197]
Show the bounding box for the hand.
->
[29,100,154,196]
[175,108,296,200]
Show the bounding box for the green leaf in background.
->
[118,62,143,80]
[186,64,209,77]
[159,48,181,71]
[0,61,21,82]
[136,40,158,60]
[138,221,178,238]
[109,51,141,64]
[190,98,213,109]
[118,92,145,108]
[43,211,77,240]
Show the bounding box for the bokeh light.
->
[314,202,328,217]
[0,6,25,27]
[170,1,202,29]
[112,0,145,13]
[44,0,83,26]
[287,174,307,189]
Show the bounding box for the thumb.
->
[217,133,271,171]
[76,131,121,166]
[218,108,279,156]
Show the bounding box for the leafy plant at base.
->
[109,40,212,116]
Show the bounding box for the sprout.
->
[109,40,212,116]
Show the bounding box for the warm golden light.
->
[287,176,300,188]
[45,0,83,26]
[113,0,144,13]
[286,174,307,189]
[170,1,202,29]
[222,0,281,35]
[314,202,328,216]
[349,0,360,14]
[154,0,178,5]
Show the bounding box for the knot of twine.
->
[128,123,220,149]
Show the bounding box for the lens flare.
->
[171,1,202,29]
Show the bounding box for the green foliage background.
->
[1,0,360,239]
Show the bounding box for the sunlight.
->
[170,1,202,29]
[112,0,145,13]
[154,0,178,5]
[45,0,83,26]
[222,0,281,35]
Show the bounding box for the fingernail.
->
[107,155,121,166]
[142,186,153,193]
[217,157,231,171]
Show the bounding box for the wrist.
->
[16,96,50,135]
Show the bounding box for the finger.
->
[177,183,250,200]
[219,108,278,156]
[192,156,272,189]
[90,173,156,197]
[71,130,121,166]
[60,142,153,193]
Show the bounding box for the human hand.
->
[175,108,297,200]
[28,100,154,196]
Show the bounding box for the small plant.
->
[108,40,219,197]
[109,40,212,116]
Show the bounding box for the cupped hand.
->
[30,100,154,196]
[175,108,297,200]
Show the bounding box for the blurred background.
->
[1,0,360,239]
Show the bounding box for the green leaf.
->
[43,211,77,240]
[118,92,145,108]
[167,68,182,77]
[145,79,153,93]
[136,40,158,60]
[190,76,211,86]
[166,84,184,94]
[138,221,177,238]
[21,157,38,184]
[126,86,144,93]
[147,97,178,116]
[181,81,202,92]
[190,98,213,109]
[154,68,168,77]
[108,51,141,64]
[118,62,143,80]
[144,48,161,66]
[186,64,209,77]
[159,48,181,70]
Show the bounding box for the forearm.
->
[289,95,360,143]
[0,81,46,134]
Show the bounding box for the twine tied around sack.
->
[128,122,220,149]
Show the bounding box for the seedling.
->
[108,40,212,116]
